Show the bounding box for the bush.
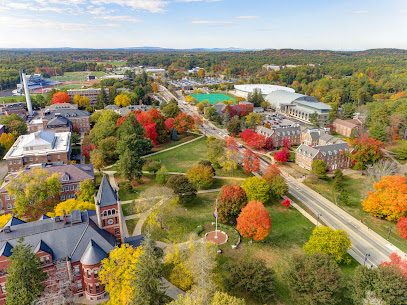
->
[120,181,133,193]
[194,225,204,235]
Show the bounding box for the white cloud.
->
[176,0,222,2]
[351,10,368,14]
[96,15,142,22]
[235,15,259,19]
[0,16,92,32]
[191,20,233,24]
[5,2,64,12]
[90,0,168,13]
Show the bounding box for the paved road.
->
[159,85,401,267]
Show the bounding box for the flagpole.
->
[215,199,218,239]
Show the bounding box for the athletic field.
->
[190,93,235,105]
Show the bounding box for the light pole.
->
[387,227,392,241]
[364,253,370,266]
[316,214,322,227]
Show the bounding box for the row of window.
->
[60,184,80,192]
[86,269,99,279]
[86,283,101,294]
[102,209,116,217]
[39,256,51,265]
[61,194,76,201]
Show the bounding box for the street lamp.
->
[364,253,370,266]
[316,214,322,227]
[387,227,392,241]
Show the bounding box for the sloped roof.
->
[38,215,50,220]
[124,235,145,248]
[333,118,359,129]
[296,144,319,159]
[3,217,26,228]
[319,134,343,144]
[80,240,107,266]
[23,131,55,148]
[0,242,13,257]
[34,240,54,258]
[46,116,71,127]
[95,175,117,208]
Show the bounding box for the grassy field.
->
[117,173,160,201]
[54,84,85,89]
[0,96,26,103]
[125,218,138,235]
[149,133,202,152]
[90,71,107,77]
[107,61,127,66]
[148,137,209,172]
[304,172,407,253]
[190,93,235,105]
[148,192,356,304]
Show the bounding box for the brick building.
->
[67,88,108,107]
[0,176,138,304]
[0,103,27,118]
[29,116,72,133]
[257,125,301,147]
[301,128,331,146]
[3,131,71,172]
[332,118,363,137]
[0,164,94,212]
[295,142,353,171]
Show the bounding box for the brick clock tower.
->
[95,175,123,244]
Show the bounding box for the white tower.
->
[21,71,33,116]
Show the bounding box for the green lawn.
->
[117,173,160,201]
[54,84,86,89]
[0,96,27,103]
[190,93,235,105]
[90,71,107,77]
[149,134,202,153]
[125,218,138,235]
[52,76,86,82]
[107,61,127,66]
[148,137,209,172]
[122,202,136,216]
[304,173,407,253]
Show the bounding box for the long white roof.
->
[234,84,295,95]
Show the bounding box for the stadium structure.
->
[233,84,295,98]
[13,73,60,95]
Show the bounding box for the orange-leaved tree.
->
[236,200,271,241]
[242,149,260,175]
[348,137,384,170]
[217,184,247,223]
[362,174,407,221]
[381,253,407,276]
[52,92,70,104]
[397,217,407,240]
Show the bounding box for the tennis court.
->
[190,93,235,105]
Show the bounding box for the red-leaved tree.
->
[81,143,96,161]
[174,112,194,134]
[226,136,239,151]
[217,184,248,223]
[274,151,287,163]
[52,92,70,104]
[144,123,158,145]
[243,149,260,174]
[348,138,384,170]
[282,198,291,208]
[283,138,292,148]
[281,147,291,159]
[165,118,175,132]
[397,218,407,240]
[247,133,266,150]
[381,253,407,276]
[264,137,274,151]
[240,129,255,142]
[236,200,271,241]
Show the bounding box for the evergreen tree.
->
[117,114,145,140]
[310,112,320,127]
[132,234,166,305]
[96,88,107,109]
[223,110,231,126]
[6,238,46,305]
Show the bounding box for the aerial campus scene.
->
[0,0,407,304]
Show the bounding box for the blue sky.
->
[0,0,406,49]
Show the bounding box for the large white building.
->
[233,84,295,98]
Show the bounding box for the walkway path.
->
[142,135,204,158]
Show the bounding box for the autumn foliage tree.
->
[186,164,214,189]
[283,138,292,148]
[274,151,287,163]
[52,92,70,104]
[282,199,291,208]
[397,217,407,240]
[0,132,15,151]
[240,129,255,142]
[242,149,260,175]
[236,200,271,241]
[264,137,274,150]
[262,164,288,198]
[217,184,248,223]
[348,138,384,170]
[381,253,407,276]
[246,133,266,150]
[362,174,407,221]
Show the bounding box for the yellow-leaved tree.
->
[99,244,142,305]
[0,133,15,151]
[0,214,12,228]
[164,244,193,290]
[114,94,131,107]
[47,199,95,217]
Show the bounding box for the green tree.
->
[241,177,271,203]
[247,88,265,107]
[6,168,61,219]
[89,109,120,146]
[328,102,339,123]
[204,107,219,121]
[224,259,274,304]
[99,136,119,162]
[132,234,166,305]
[90,150,106,173]
[245,113,264,129]
[333,169,344,192]
[311,159,327,178]
[6,238,47,305]
[156,165,170,185]
[222,110,231,125]
[70,132,81,145]
[96,87,107,108]
[134,86,145,102]
[166,174,197,204]
[310,111,319,127]
[341,103,357,119]
[285,252,342,305]
[210,292,245,305]
[162,103,180,119]
[395,140,407,160]
[0,114,27,136]
[76,179,95,203]
[227,118,241,135]
[303,226,352,264]
[186,164,214,189]
[369,123,388,142]
[206,136,225,167]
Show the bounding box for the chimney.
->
[66,258,73,281]
[21,71,33,116]
[63,209,67,224]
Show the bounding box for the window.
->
[87,270,91,278]
[57,154,61,159]
[40,257,45,264]
[70,185,74,191]
[13,160,16,164]
[103,211,107,217]
[45,256,50,264]
[94,269,98,278]
[115,217,118,224]
[29,157,33,161]
[77,184,80,190]
[11,195,15,200]
[61,195,65,201]
[8,161,11,165]
[62,176,69,181]
[1,284,6,294]
[74,265,80,276]
[108,210,111,216]
[102,220,105,227]
[6,204,11,210]
[115,228,120,235]
[95,283,100,293]
[89,285,93,294]
[5,195,10,200]
[76,280,83,291]
[65,186,69,192]
[60,187,64,192]
[112,209,116,215]
[17,160,21,164]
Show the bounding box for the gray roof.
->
[319,134,343,144]
[43,109,90,120]
[46,116,71,127]
[265,90,331,111]
[105,105,120,111]
[23,131,55,148]
[273,126,301,137]
[34,240,54,257]
[124,235,145,248]
[4,217,26,228]
[80,240,107,265]
[314,142,351,156]
[95,175,117,208]
[296,144,319,158]
[0,210,116,263]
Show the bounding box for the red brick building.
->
[3,131,71,172]
[0,175,137,304]
[0,164,94,213]
[332,118,363,137]
[257,125,301,147]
